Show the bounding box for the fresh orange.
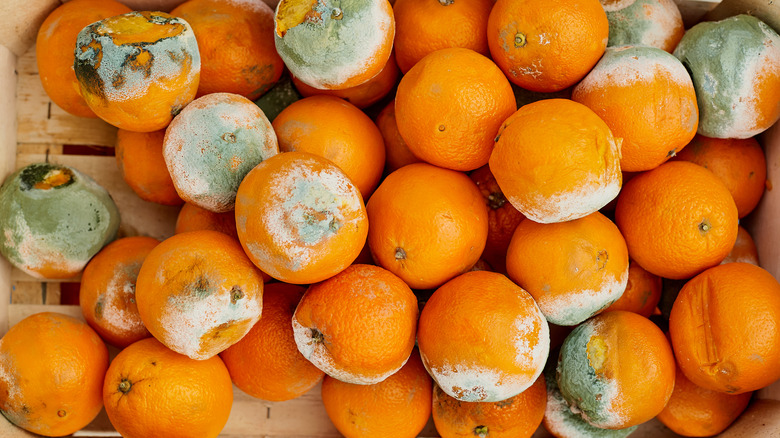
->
[395,48,516,171]
[602,260,662,318]
[392,0,493,73]
[80,236,157,348]
[235,151,369,284]
[366,163,488,289]
[615,161,739,279]
[116,128,183,206]
[572,45,699,172]
[672,134,767,218]
[506,212,629,326]
[418,271,549,402]
[221,283,324,401]
[274,0,395,90]
[135,230,264,360]
[0,312,108,436]
[489,99,622,224]
[272,95,386,198]
[292,264,418,384]
[35,0,131,118]
[175,202,239,241]
[657,364,752,436]
[669,262,780,394]
[487,0,609,92]
[103,337,233,438]
[432,375,546,438]
[321,349,432,438]
[171,0,283,100]
[557,310,676,429]
[602,0,685,52]
[721,225,760,266]
[74,11,201,132]
[375,99,421,174]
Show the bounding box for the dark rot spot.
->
[94,301,104,319]
[123,47,155,79]
[19,163,75,191]
[57,410,67,417]
[487,192,506,209]
[230,285,244,304]
[597,250,609,270]
[74,38,107,100]
[170,104,184,117]
[222,132,237,143]
[667,148,678,157]
[118,379,132,394]
[311,328,324,344]
[474,425,489,437]
[395,247,407,260]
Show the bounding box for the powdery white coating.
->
[600,0,636,12]
[0,351,23,427]
[274,0,393,89]
[97,269,147,334]
[2,216,84,279]
[513,300,551,376]
[576,45,693,92]
[538,267,629,326]
[512,175,622,224]
[223,0,273,13]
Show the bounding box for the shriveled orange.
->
[721,225,760,266]
[235,151,369,284]
[395,48,516,171]
[221,283,324,401]
[321,349,432,438]
[672,134,767,218]
[103,337,233,438]
[80,236,157,348]
[572,45,699,172]
[489,99,622,224]
[602,260,662,318]
[615,161,739,279]
[175,202,239,241]
[366,163,488,289]
[375,99,421,174]
[36,0,131,118]
[135,230,264,360]
[293,264,418,384]
[669,262,780,394]
[506,212,629,326]
[116,128,183,206]
[393,0,493,73]
[0,312,108,437]
[657,364,752,436]
[487,0,609,92]
[272,95,385,198]
[418,271,549,402]
[171,0,283,100]
[432,376,546,438]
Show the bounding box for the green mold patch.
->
[604,0,683,50]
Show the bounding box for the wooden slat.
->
[11,282,61,304]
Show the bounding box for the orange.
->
[721,225,760,266]
[171,0,284,100]
[272,95,386,198]
[615,161,739,279]
[432,376,546,438]
[291,52,399,109]
[221,283,324,401]
[375,99,421,174]
[103,337,233,438]
[0,312,108,437]
[602,260,662,318]
[135,230,264,360]
[557,311,676,429]
[572,45,699,172]
[489,99,622,224]
[506,212,629,326]
[175,202,239,241]
[292,264,418,384]
[274,0,395,90]
[395,48,516,171]
[392,0,493,73]
[669,262,780,394]
[235,151,369,284]
[116,128,183,206]
[74,11,200,132]
[602,0,685,52]
[80,236,157,348]
[657,364,752,436]
[487,0,609,92]
[672,134,767,218]
[418,271,549,402]
[35,0,131,118]
[366,163,488,289]
[321,349,432,438]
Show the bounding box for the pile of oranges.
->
[1,0,780,437]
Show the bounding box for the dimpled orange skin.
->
[602,260,662,318]
[292,264,418,384]
[320,349,432,438]
[721,225,759,266]
[432,376,546,438]
[487,0,609,92]
[615,161,738,280]
[80,236,158,348]
[395,47,516,172]
[376,99,421,174]
[366,163,488,290]
[669,263,780,394]
[103,337,233,438]
[0,312,109,437]
[116,129,183,206]
[220,283,324,401]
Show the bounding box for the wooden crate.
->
[1,0,780,437]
